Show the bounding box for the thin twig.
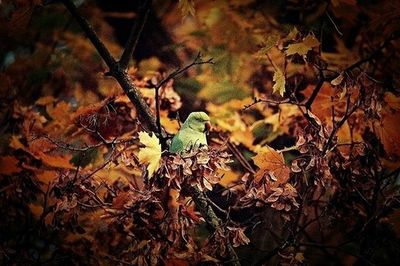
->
[323,97,360,154]
[326,31,400,81]
[325,11,343,36]
[227,141,256,175]
[305,69,325,110]
[155,52,214,90]
[154,52,214,135]
[242,97,292,111]
[39,134,134,152]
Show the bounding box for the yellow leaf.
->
[178,0,196,17]
[272,68,286,96]
[138,131,162,178]
[252,146,290,184]
[286,27,299,40]
[286,34,320,56]
[295,252,305,263]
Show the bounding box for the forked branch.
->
[60,0,159,134]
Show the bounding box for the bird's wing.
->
[170,128,207,153]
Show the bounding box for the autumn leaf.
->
[286,34,320,56]
[37,152,75,169]
[302,82,357,124]
[36,170,58,186]
[252,145,290,183]
[272,68,286,96]
[218,169,241,187]
[178,0,196,17]
[138,131,162,178]
[160,111,180,134]
[330,73,345,86]
[374,111,400,157]
[0,156,22,175]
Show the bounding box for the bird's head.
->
[184,112,211,133]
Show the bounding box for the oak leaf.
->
[138,131,162,178]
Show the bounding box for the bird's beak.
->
[205,121,212,133]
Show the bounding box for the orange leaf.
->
[0,156,22,175]
[37,152,75,169]
[10,135,25,150]
[46,101,71,122]
[302,82,342,122]
[218,169,241,187]
[29,138,55,154]
[35,96,55,106]
[36,170,58,185]
[252,146,290,184]
[28,203,43,219]
[374,111,400,158]
[373,92,400,158]
[165,258,190,266]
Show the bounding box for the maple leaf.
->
[252,145,290,183]
[138,131,162,178]
[286,34,320,56]
[272,68,286,96]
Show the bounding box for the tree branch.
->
[326,31,400,81]
[61,0,116,68]
[155,52,214,90]
[192,186,241,266]
[305,69,324,110]
[60,0,159,134]
[119,0,151,70]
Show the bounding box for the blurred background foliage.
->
[1,0,400,265]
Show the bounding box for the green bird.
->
[169,112,212,153]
